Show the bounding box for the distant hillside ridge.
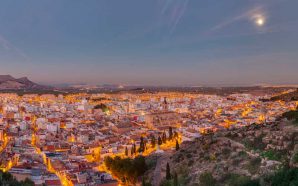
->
[0,75,49,90]
[271,88,298,101]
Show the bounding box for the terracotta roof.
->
[45,180,61,186]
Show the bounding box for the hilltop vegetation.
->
[104,156,147,184]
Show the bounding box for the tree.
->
[142,176,146,186]
[104,156,148,185]
[169,127,173,140]
[151,136,156,148]
[159,180,172,186]
[166,163,171,180]
[139,136,145,153]
[131,143,136,155]
[142,177,153,186]
[94,103,109,112]
[268,167,298,186]
[20,178,35,186]
[162,132,167,143]
[125,147,128,156]
[158,136,162,145]
[0,171,34,186]
[133,143,136,154]
[131,145,134,155]
[175,140,180,151]
[173,172,178,186]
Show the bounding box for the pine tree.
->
[166,162,171,180]
[158,136,162,145]
[176,140,180,151]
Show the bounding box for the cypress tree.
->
[176,140,180,151]
[151,136,156,148]
[133,143,136,154]
[169,127,173,140]
[131,145,134,155]
[173,172,178,186]
[142,176,146,186]
[158,136,162,145]
[162,132,167,143]
[139,136,145,152]
[166,162,171,180]
[125,147,128,156]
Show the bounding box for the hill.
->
[0,75,48,90]
[270,89,298,101]
[143,115,298,186]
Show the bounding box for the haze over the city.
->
[0,0,297,86]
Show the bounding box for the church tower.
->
[162,97,168,110]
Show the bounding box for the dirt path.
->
[152,154,169,186]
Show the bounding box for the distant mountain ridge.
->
[0,75,49,90]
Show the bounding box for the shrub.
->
[222,148,231,156]
[159,179,172,186]
[282,110,298,121]
[199,172,216,186]
[293,152,298,164]
[210,154,216,161]
[261,150,282,161]
[246,157,262,174]
[202,144,209,150]
[232,158,242,166]
[238,151,248,158]
[188,160,194,166]
[222,174,260,186]
[268,167,298,186]
[186,153,192,159]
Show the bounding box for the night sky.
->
[0,0,297,86]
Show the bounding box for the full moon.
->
[254,16,265,26]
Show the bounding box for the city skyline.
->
[0,0,297,86]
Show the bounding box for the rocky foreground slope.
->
[145,116,298,186]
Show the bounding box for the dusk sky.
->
[0,0,297,86]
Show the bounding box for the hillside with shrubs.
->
[142,109,298,186]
